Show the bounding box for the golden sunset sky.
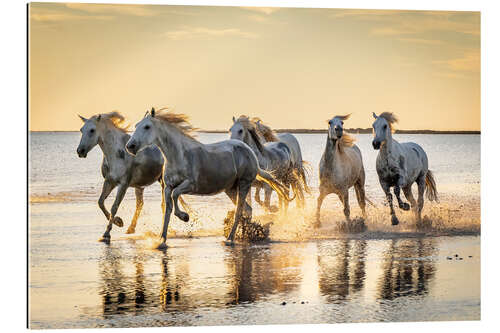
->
[29,3,480,131]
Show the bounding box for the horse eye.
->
[341,121,344,125]
[238,129,243,134]
[90,129,95,134]
[144,125,150,130]
[383,125,387,130]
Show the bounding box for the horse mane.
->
[334,114,351,121]
[153,108,197,138]
[378,112,398,133]
[252,117,279,142]
[338,133,356,148]
[235,115,265,152]
[96,111,129,132]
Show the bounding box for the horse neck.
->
[154,121,200,166]
[323,136,340,164]
[380,131,397,161]
[245,132,265,160]
[98,125,129,160]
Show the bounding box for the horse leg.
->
[354,181,367,220]
[126,187,144,234]
[100,184,128,242]
[340,190,351,222]
[227,181,252,244]
[157,186,173,250]
[416,175,426,224]
[264,184,277,212]
[254,183,263,206]
[98,179,115,222]
[382,183,399,226]
[172,179,193,222]
[394,185,410,211]
[402,185,418,220]
[315,188,327,228]
[160,178,166,215]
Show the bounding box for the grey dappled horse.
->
[316,114,369,227]
[126,108,293,249]
[372,112,438,226]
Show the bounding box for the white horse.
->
[77,112,172,242]
[230,115,296,213]
[315,114,369,227]
[125,108,293,249]
[372,112,438,226]
[253,118,310,209]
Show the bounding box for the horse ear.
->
[78,114,87,123]
[96,115,101,122]
[151,108,155,117]
[372,112,378,119]
[256,120,261,125]
[232,116,236,123]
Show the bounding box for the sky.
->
[29,3,480,131]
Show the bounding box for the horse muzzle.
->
[126,142,138,155]
[77,148,87,158]
[372,140,381,150]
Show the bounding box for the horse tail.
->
[298,160,312,194]
[256,169,295,202]
[425,170,439,202]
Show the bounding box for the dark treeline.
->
[201,128,480,135]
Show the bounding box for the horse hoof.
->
[314,221,321,229]
[177,212,189,222]
[98,235,111,243]
[156,242,168,250]
[269,206,279,213]
[126,228,135,234]
[400,203,410,211]
[224,240,235,247]
[391,215,399,226]
[112,217,124,227]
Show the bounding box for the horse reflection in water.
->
[316,240,367,302]
[99,245,188,318]
[224,245,305,304]
[378,238,437,300]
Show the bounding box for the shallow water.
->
[28,132,480,328]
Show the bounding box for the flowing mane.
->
[235,115,265,152]
[152,108,197,138]
[95,111,129,132]
[252,117,280,142]
[338,133,356,148]
[332,114,356,148]
[378,112,398,133]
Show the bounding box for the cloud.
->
[397,37,444,45]
[166,27,258,40]
[30,7,113,22]
[332,9,480,36]
[241,7,280,15]
[65,3,157,17]
[433,51,480,72]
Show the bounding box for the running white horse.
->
[230,115,296,213]
[253,118,310,209]
[126,108,293,249]
[315,114,369,227]
[372,112,438,226]
[77,112,177,242]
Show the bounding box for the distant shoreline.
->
[30,129,481,135]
